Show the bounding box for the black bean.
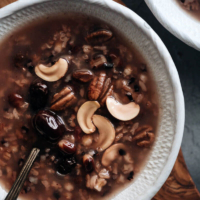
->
[3,108,9,112]
[24,186,31,193]
[140,64,147,72]
[21,126,29,133]
[128,77,135,85]
[119,149,126,156]
[85,59,90,63]
[1,139,6,145]
[103,62,114,69]
[127,171,134,180]
[126,93,134,102]
[18,158,24,167]
[134,85,140,92]
[27,65,34,73]
[53,191,61,199]
[26,60,34,73]
[81,152,86,156]
[48,54,54,60]
[93,150,99,157]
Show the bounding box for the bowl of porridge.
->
[145,0,200,51]
[0,0,184,200]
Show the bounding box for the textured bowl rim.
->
[145,0,200,51]
[0,0,185,200]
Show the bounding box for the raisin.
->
[56,156,77,175]
[29,80,49,110]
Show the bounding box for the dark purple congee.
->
[0,14,159,200]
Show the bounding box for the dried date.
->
[29,80,49,110]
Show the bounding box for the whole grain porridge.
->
[0,14,159,200]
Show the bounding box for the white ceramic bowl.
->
[0,0,185,200]
[145,0,200,51]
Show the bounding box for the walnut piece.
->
[51,87,77,111]
[132,125,154,147]
[88,72,113,105]
[94,178,107,192]
[86,173,107,192]
[99,84,113,106]
[90,54,107,69]
[73,69,94,82]
[99,78,111,100]
[88,72,106,100]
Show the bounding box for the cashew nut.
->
[101,143,133,167]
[106,97,140,121]
[77,101,100,134]
[35,58,68,82]
[92,115,115,152]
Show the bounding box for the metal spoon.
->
[5,110,65,200]
[5,148,40,200]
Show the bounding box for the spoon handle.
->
[5,148,40,200]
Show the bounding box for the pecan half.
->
[99,78,113,105]
[132,125,154,148]
[88,72,106,100]
[99,78,111,100]
[73,69,94,82]
[51,87,77,111]
[88,73,113,105]
[85,29,113,44]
